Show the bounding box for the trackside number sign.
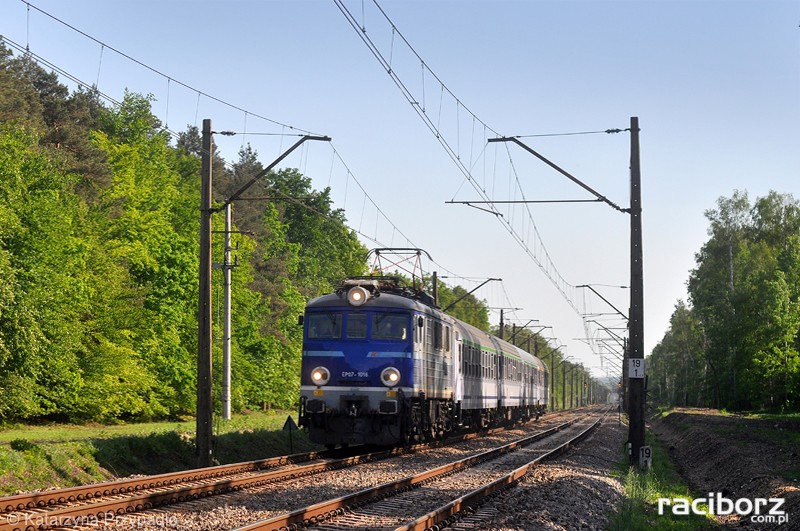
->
[639,445,652,468]
[628,359,645,379]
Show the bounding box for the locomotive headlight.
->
[380,367,401,387]
[347,286,369,306]
[311,366,330,386]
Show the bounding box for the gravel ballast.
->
[465,416,627,530]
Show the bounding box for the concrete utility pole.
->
[195,125,331,467]
[628,116,646,465]
[222,204,233,421]
[486,117,646,466]
[197,119,214,468]
[550,353,555,410]
[537,340,558,412]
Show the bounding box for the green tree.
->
[0,125,78,419]
[87,92,200,417]
[435,282,490,331]
[0,43,44,131]
[648,301,704,407]
[674,190,800,411]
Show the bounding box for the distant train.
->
[298,274,549,448]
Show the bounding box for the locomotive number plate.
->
[386,390,397,397]
[313,390,324,396]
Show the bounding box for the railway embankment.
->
[651,408,800,528]
[0,413,317,496]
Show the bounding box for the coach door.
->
[489,337,504,409]
[454,330,463,407]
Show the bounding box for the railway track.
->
[236,406,610,531]
[0,410,574,531]
[0,448,388,531]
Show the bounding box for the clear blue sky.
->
[2,0,798,378]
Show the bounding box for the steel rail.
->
[0,449,404,531]
[233,415,587,531]
[396,406,611,531]
[0,410,571,531]
[0,449,330,515]
[0,407,565,517]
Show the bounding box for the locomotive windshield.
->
[346,313,367,339]
[305,311,409,341]
[371,313,408,340]
[307,312,342,339]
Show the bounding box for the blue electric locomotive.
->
[298,275,548,448]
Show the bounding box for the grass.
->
[740,411,800,422]
[0,409,297,444]
[655,407,800,423]
[607,430,717,530]
[0,410,321,495]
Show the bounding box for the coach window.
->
[425,319,433,350]
[433,321,443,350]
[308,313,342,339]
[470,346,477,377]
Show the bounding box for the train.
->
[298,271,549,449]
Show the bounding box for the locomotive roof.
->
[306,276,548,374]
[306,290,435,314]
[307,276,439,314]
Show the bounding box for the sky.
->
[1,0,798,380]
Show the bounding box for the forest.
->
[0,43,515,423]
[649,190,800,411]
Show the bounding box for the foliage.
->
[434,280,491,331]
[648,301,705,407]
[0,42,369,422]
[651,190,800,411]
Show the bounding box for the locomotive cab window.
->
[307,313,342,339]
[346,313,367,339]
[372,313,408,340]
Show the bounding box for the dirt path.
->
[651,408,800,529]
